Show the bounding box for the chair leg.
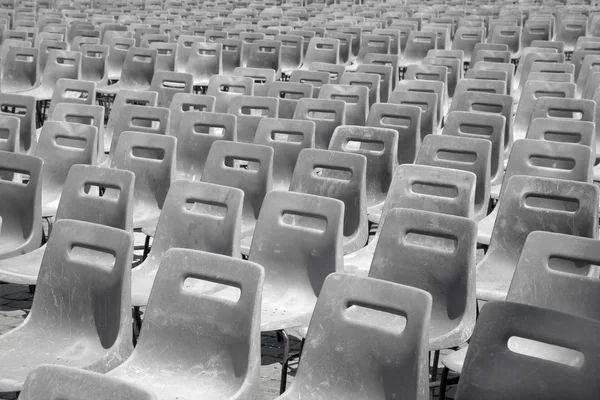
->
[431,350,440,382]
[143,236,151,260]
[278,329,290,394]
[132,306,142,346]
[439,367,449,399]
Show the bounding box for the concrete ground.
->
[0,231,461,400]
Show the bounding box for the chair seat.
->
[0,228,37,261]
[490,184,500,199]
[260,298,313,332]
[342,237,378,276]
[476,207,497,245]
[476,261,513,302]
[133,212,159,231]
[442,346,468,374]
[109,362,245,400]
[97,82,151,95]
[0,327,121,392]
[18,87,54,102]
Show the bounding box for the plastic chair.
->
[247,38,282,77]
[473,61,514,95]
[452,26,484,63]
[110,248,263,400]
[206,75,253,113]
[232,66,275,96]
[37,40,68,77]
[80,44,109,84]
[98,47,157,94]
[290,148,367,254]
[396,79,445,129]
[104,103,169,158]
[111,131,175,230]
[339,71,380,108]
[356,33,391,64]
[215,38,242,76]
[35,121,98,217]
[318,83,368,127]
[175,34,206,73]
[289,69,329,97]
[344,163,476,275]
[526,118,595,151]
[363,53,399,92]
[149,42,177,72]
[327,31,351,65]
[0,151,42,260]
[186,41,222,87]
[19,365,156,400]
[464,69,508,92]
[0,219,134,392]
[301,37,340,70]
[370,207,477,351]
[254,118,315,191]
[389,90,438,139]
[355,63,392,104]
[557,16,587,53]
[366,102,422,165]
[275,273,431,400]
[454,301,600,400]
[46,78,96,121]
[329,126,397,215]
[1,45,37,93]
[168,93,214,131]
[293,98,346,149]
[400,30,437,67]
[477,175,598,302]
[105,36,135,81]
[450,91,513,157]
[266,81,312,119]
[528,97,595,136]
[173,110,237,181]
[416,134,491,221]
[201,140,273,251]
[227,94,279,143]
[0,163,134,285]
[132,180,243,306]
[423,55,461,99]
[513,81,576,141]
[149,71,193,108]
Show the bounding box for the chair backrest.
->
[266,81,311,119]
[232,66,275,96]
[2,45,37,92]
[395,79,445,128]
[247,38,281,75]
[20,365,156,400]
[137,248,263,398]
[37,49,81,89]
[402,30,437,66]
[455,301,600,400]
[451,91,513,156]
[253,118,315,191]
[364,53,399,91]
[35,121,97,211]
[0,151,42,256]
[473,60,514,95]
[0,93,36,154]
[329,126,398,210]
[206,75,254,113]
[175,34,206,72]
[355,63,393,103]
[290,148,367,254]
[50,103,104,155]
[119,47,157,88]
[173,110,237,181]
[508,231,600,321]
[38,40,68,76]
[489,24,521,56]
[380,164,476,226]
[47,78,96,118]
[293,98,346,149]
[318,83,368,126]
[80,44,108,83]
[526,117,595,155]
[290,69,329,97]
[453,78,506,96]
[28,219,133,361]
[149,71,193,108]
[168,93,215,135]
[366,102,422,165]
[303,37,339,70]
[529,98,595,136]
[215,37,242,74]
[56,164,134,231]
[339,71,381,108]
[356,33,390,63]
[186,41,222,86]
[485,175,598,280]
[416,134,491,220]
[148,180,243,262]
[227,94,279,143]
[202,140,273,234]
[370,208,477,350]
[111,131,176,228]
[107,104,170,157]
[389,90,438,139]
[283,272,431,400]
[514,80,576,141]
[149,42,177,72]
[249,190,344,301]
[452,26,484,62]
[464,69,508,88]
[443,110,506,186]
